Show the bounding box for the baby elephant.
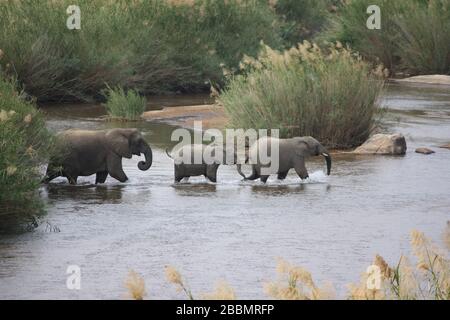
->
[166,143,233,183]
[237,136,331,183]
[43,128,153,184]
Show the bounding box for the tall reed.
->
[219,41,384,148]
[103,86,147,121]
[0,0,282,102]
[0,74,52,228]
[325,0,450,75]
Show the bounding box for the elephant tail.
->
[236,155,258,180]
[165,148,173,159]
[236,163,247,179]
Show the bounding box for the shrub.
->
[273,0,332,45]
[394,0,450,75]
[103,86,147,121]
[218,42,384,148]
[0,0,282,102]
[325,0,450,75]
[0,74,52,226]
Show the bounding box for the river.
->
[0,84,449,299]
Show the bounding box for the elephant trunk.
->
[236,163,247,179]
[138,142,153,171]
[321,148,331,176]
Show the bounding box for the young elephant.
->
[43,128,153,184]
[166,143,233,183]
[237,136,331,183]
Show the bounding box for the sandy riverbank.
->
[142,104,229,130]
[391,75,450,86]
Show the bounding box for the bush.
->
[0,0,282,102]
[219,42,384,148]
[273,0,332,45]
[394,0,450,75]
[0,74,52,225]
[325,0,450,75]
[103,86,147,121]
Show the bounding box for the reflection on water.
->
[172,183,218,196]
[0,85,449,299]
[45,184,125,204]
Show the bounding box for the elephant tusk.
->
[322,153,329,157]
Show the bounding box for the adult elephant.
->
[43,128,152,184]
[237,136,331,183]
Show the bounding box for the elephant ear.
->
[205,144,224,164]
[294,137,314,157]
[106,129,133,159]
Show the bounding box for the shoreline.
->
[142,104,229,131]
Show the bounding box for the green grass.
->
[0,74,52,229]
[324,0,450,75]
[273,0,333,45]
[219,42,384,148]
[103,86,147,121]
[0,0,282,102]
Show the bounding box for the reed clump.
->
[325,0,450,75]
[124,226,449,300]
[103,86,146,121]
[219,41,384,148]
[264,258,335,300]
[124,270,147,300]
[348,228,449,300]
[0,74,52,227]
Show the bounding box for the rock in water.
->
[353,134,407,155]
[415,148,435,155]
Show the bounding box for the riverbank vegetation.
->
[325,0,450,75]
[124,225,450,300]
[0,0,282,102]
[219,42,384,148]
[0,75,52,225]
[0,0,448,105]
[103,86,147,121]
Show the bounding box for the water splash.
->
[307,170,329,183]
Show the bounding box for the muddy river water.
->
[0,83,449,299]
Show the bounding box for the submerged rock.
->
[353,133,407,155]
[415,148,435,155]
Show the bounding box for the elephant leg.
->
[244,166,260,180]
[42,162,64,184]
[61,169,78,185]
[206,174,217,183]
[107,154,128,183]
[206,165,219,183]
[67,175,78,185]
[294,163,309,180]
[260,175,270,183]
[175,176,184,183]
[96,171,108,184]
[277,170,289,180]
[174,165,184,183]
[42,167,61,184]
